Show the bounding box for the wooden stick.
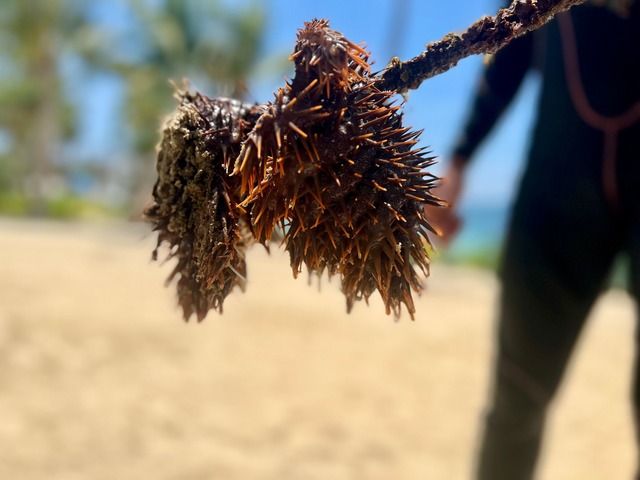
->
[376,0,587,92]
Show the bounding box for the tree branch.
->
[376,0,586,92]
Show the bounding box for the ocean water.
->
[438,203,511,267]
[440,203,629,290]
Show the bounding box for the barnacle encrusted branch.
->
[144,91,262,321]
[377,0,586,92]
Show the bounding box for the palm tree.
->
[0,0,84,214]
[0,0,267,215]
[114,0,267,210]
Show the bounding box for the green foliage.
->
[45,195,113,220]
[120,0,267,153]
[0,191,122,220]
[0,0,88,215]
[0,192,30,216]
[439,245,629,293]
[608,255,629,291]
[0,0,269,217]
[438,244,501,271]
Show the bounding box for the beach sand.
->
[0,219,635,479]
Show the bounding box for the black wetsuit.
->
[452,3,640,479]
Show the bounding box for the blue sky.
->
[79,0,542,210]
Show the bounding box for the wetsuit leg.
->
[476,180,622,480]
[627,216,640,480]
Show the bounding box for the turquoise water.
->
[439,204,510,267]
[441,203,629,289]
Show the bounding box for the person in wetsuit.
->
[429,1,640,478]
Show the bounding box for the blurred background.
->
[0,1,635,479]
[0,0,541,265]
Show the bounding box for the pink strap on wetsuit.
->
[557,12,640,209]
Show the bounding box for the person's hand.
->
[424,155,467,247]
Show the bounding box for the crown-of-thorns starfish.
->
[234,19,444,319]
[145,91,262,321]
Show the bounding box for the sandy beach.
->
[0,218,636,479]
